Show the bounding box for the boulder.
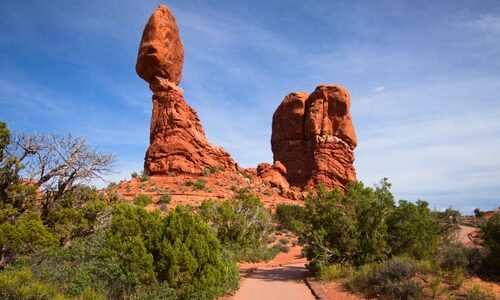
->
[256,162,290,192]
[136,4,184,85]
[271,84,357,189]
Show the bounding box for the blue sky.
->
[1,0,499,213]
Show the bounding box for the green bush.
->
[105,204,239,299]
[193,178,207,191]
[199,191,276,262]
[316,263,352,281]
[275,204,307,234]
[387,200,438,259]
[159,194,171,204]
[481,212,500,274]
[348,257,422,300]
[44,185,108,245]
[0,268,68,300]
[134,194,152,207]
[9,204,238,299]
[305,180,395,270]
[11,230,119,299]
[439,242,476,272]
[140,171,149,182]
[0,209,57,267]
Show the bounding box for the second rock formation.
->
[272,84,357,189]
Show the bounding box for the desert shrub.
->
[199,191,276,262]
[236,170,253,180]
[387,200,438,259]
[159,194,171,204]
[431,208,461,245]
[275,204,307,234]
[134,194,152,207]
[439,242,469,272]
[44,185,108,245]
[348,257,422,300]
[481,212,500,273]
[316,263,352,281]
[279,237,290,245]
[140,171,149,182]
[0,268,68,300]
[305,180,395,271]
[14,204,238,299]
[192,178,207,190]
[131,172,139,178]
[201,166,224,176]
[10,230,120,298]
[279,244,290,253]
[465,286,496,300]
[0,209,58,267]
[237,245,280,262]
[452,267,465,288]
[105,204,239,299]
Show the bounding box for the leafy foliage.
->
[133,194,152,207]
[0,209,57,266]
[481,212,500,273]
[159,194,171,204]
[275,204,307,234]
[199,191,276,262]
[304,180,394,270]
[103,204,239,299]
[0,268,68,300]
[387,200,438,259]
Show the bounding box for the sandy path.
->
[227,263,316,300]
[459,225,478,246]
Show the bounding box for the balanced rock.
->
[271,84,357,189]
[138,5,236,175]
[136,4,184,85]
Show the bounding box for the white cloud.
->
[469,14,500,34]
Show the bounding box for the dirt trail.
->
[221,245,315,300]
[227,263,316,300]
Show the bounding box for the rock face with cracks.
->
[137,4,236,175]
[272,84,357,189]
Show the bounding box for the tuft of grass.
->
[465,285,495,300]
[317,264,352,281]
[452,268,465,289]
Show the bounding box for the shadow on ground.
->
[241,265,308,282]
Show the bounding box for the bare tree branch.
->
[6,133,115,216]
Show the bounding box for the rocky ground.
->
[112,169,304,211]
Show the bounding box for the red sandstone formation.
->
[256,162,290,192]
[271,84,357,189]
[137,4,236,175]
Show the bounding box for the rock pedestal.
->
[137,5,235,175]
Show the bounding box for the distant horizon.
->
[1,0,499,214]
